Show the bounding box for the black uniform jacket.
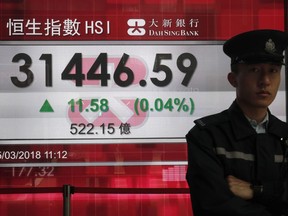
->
[186,101,288,216]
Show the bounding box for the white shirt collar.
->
[246,113,269,134]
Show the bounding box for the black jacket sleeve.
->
[186,126,272,216]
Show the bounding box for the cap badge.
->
[265,38,276,53]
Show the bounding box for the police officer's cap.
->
[223,29,288,65]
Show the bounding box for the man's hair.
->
[230,62,282,73]
[230,64,238,73]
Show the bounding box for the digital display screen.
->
[0,42,227,143]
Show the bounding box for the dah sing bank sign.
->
[2,16,212,40]
[127,18,199,37]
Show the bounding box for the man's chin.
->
[252,99,273,109]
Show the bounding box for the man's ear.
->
[227,72,237,87]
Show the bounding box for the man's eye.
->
[270,67,280,73]
[250,67,260,73]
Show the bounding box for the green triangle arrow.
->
[40,99,54,112]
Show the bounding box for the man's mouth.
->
[257,90,271,97]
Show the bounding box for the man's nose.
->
[259,71,271,87]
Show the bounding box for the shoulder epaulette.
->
[194,111,228,128]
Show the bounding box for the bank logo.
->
[127,19,146,36]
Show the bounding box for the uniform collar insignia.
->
[265,38,276,53]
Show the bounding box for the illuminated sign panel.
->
[0,42,225,144]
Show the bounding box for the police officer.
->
[186,29,288,216]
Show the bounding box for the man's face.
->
[228,63,281,110]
